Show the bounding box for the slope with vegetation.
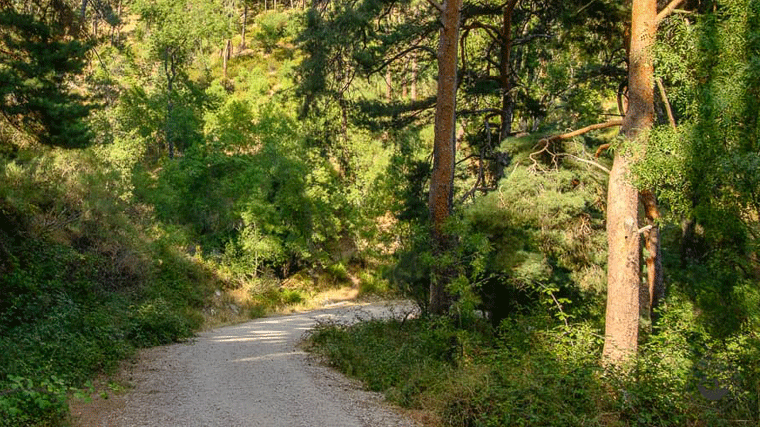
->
[0,1,392,425]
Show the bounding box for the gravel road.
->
[71,302,421,427]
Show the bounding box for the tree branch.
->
[656,0,685,24]
[595,143,610,158]
[541,120,623,144]
[425,0,443,13]
[656,77,676,129]
[573,0,597,16]
[370,45,437,75]
[512,33,552,46]
[557,153,611,174]
[462,21,500,42]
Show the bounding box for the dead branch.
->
[594,143,611,158]
[656,77,677,129]
[541,120,623,145]
[533,120,622,166]
[557,153,610,174]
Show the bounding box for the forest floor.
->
[69,301,424,427]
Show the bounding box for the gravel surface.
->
[70,302,421,427]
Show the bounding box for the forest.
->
[0,0,759,425]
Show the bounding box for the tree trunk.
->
[165,52,177,159]
[240,4,247,51]
[411,55,418,101]
[113,0,122,45]
[602,0,656,368]
[641,190,664,320]
[499,0,518,141]
[223,39,231,77]
[386,66,392,101]
[80,0,88,21]
[429,0,463,315]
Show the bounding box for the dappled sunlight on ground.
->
[69,302,421,427]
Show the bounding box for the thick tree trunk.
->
[429,0,463,315]
[602,0,656,368]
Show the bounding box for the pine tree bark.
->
[641,189,664,320]
[428,0,463,315]
[602,0,656,367]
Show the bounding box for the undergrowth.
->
[0,147,396,426]
[0,150,217,426]
[306,308,760,426]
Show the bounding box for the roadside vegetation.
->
[1,0,759,426]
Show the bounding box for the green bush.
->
[0,376,70,427]
[0,148,220,425]
[307,308,760,426]
[128,298,195,347]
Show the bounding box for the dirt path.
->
[70,302,421,427]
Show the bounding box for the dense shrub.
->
[0,149,219,426]
[308,311,760,426]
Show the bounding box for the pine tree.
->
[0,8,92,148]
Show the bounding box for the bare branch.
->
[541,120,623,144]
[656,77,676,129]
[595,142,610,158]
[370,45,437,75]
[512,33,552,46]
[656,0,685,24]
[462,21,500,42]
[557,153,611,174]
[573,0,597,16]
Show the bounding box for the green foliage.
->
[0,147,220,425]
[306,316,463,404]
[308,309,760,426]
[128,298,196,346]
[358,271,392,295]
[141,98,356,274]
[3,1,760,426]
[132,0,231,65]
[253,11,301,53]
[0,375,70,427]
[0,10,92,148]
